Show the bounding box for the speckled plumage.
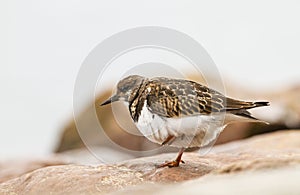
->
[101,75,269,168]
[125,76,267,121]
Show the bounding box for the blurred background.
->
[1,0,300,162]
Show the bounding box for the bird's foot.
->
[156,159,185,168]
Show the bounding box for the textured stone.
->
[0,158,66,184]
[113,166,300,195]
[1,130,300,195]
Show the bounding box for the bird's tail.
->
[226,101,270,124]
[253,101,270,108]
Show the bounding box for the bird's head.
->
[100,75,145,106]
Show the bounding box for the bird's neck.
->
[129,80,149,122]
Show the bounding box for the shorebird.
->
[100,75,269,168]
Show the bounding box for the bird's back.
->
[129,76,269,148]
[131,77,268,120]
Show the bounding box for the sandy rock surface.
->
[1,130,300,195]
[0,158,66,184]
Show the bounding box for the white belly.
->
[135,102,227,148]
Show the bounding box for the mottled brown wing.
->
[145,77,264,118]
[145,78,225,117]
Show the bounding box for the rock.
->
[264,85,300,127]
[1,130,300,194]
[55,147,136,165]
[0,158,66,184]
[113,166,300,195]
[224,82,300,129]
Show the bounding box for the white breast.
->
[135,101,227,148]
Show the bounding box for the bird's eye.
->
[120,85,130,92]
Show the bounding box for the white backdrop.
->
[1,0,300,159]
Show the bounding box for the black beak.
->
[100,95,119,106]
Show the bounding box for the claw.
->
[157,160,181,168]
[156,148,185,168]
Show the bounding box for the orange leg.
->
[161,135,175,145]
[157,148,185,168]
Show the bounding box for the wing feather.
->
[144,77,268,118]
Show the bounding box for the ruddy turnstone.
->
[100,75,269,168]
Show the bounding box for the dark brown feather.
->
[133,77,269,118]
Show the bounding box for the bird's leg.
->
[161,135,175,145]
[157,148,185,168]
